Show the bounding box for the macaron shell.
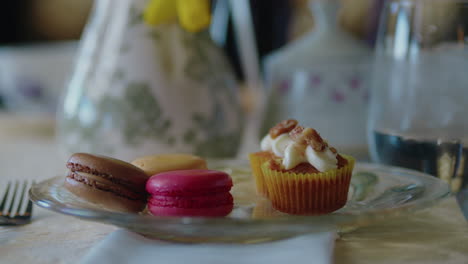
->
[146,170,233,196]
[64,177,146,213]
[67,153,149,187]
[148,203,234,217]
[68,171,145,200]
[148,192,233,208]
[65,153,149,213]
[146,169,234,217]
[131,154,207,176]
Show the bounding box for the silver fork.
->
[0,180,34,225]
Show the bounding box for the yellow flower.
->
[143,0,177,25]
[144,0,211,33]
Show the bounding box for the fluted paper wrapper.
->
[251,199,280,218]
[261,155,354,215]
[248,152,273,196]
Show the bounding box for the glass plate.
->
[30,161,450,243]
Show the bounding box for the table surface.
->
[1,114,467,264]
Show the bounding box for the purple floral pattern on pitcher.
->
[278,79,291,95]
[17,77,44,99]
[331,89,345,102]
[349,77,361,91]
[310,75,322,87]
[275,71,368,105]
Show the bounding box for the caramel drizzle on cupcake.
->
[269,119,298,139]
[270,119,337,154]
[263,119,347,172]
[289,126,337,154]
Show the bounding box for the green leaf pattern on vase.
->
[58,0,243,161]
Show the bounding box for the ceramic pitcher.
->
[57,0,243,160]
[261,0,371,154]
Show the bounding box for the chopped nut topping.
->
[303,128,327,151]
[289,126,329,152]
[269,119,298,139]
[289,125,306,144]
[271,119,338,153]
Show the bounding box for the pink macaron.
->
[146,169,234,217]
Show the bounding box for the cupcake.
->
[249,119,299,196]
[248,151,274,196]
[251,198,283,219]
[251,119,354,215]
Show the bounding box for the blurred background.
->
[0,0,466,226]
[0,0,381,114]
[1,0,467,196]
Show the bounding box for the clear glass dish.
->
[30,160,450,243]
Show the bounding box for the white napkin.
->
[81,230,336,264]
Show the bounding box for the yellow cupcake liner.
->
[261,155,355,215]
[251,199,280,219]
[248,152,272,196]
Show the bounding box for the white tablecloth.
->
[1,114,467,264]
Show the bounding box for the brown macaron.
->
[64,153,149,212]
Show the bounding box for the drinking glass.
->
[368,0,468,193]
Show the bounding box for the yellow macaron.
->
[131,153,207,176]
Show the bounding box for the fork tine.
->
[15,180,28,216]
[6,181,19,217]
[23,199,33,217]
[0,181,12,214]
[24,181,34,217]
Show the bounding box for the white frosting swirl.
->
[260,133,338,171]
[305,146,338,172]
[283,143,306,169]
[260,134,273,150]
[271,134,293,157]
